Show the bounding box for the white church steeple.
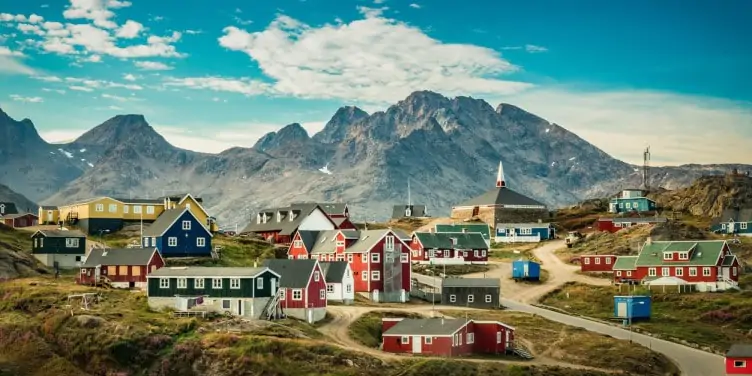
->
[495,161,506,188]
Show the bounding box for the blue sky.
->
[0,0,750,165]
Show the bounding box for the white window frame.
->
[314,271,320,282]
[449,294,456,303]
[230,278,240,289]
[485,294,492,303]
[146,206,155,214]
[361,253,368,263]
[346,284,352,293]
[292,289,303,301]
[400,253,409,263]
[66,238,79,248]
[371,252,380,263]
[605,257,612,264]
[222,300,231,309]
[401,336,409,344]
[327,284,334,293]
[177,278,187,288]
[336,240,345,247]
[257,277,264,289]
[733,267,738,276]
[735,360,746,368]
[616,271,622,277]
[182,220,191,230]
[362,271,369,281]
[123,205,129,214]
[347,254,353,263]
[95,204,104,212]
[520,228,532,235]
[425,337,432,344]
[626,202,632,209]
[279,289,285,299]
[689,267,697,276]
[703,267,711,276]
[648,268,656,277]
[661,267,670,276]
[467,332,474,344]
[481,250,486,257]
[595,257,601,265]
[197,237,205,247]
[319,289,325,299]
[133,205,142,214]
[467,294,474,303]
[626,270,632,277]
[496,331,501,344]
[212,278,222,289]
[159,278,169,288]
[675,267,683,277]
[584,257,590,265]
[108,204,117,213]
[195,278,205,289]
[372,271,381,281]
[168,237,177,247]
[663,252,672,260]
[293,240,303,248]
[679,252,689,260]
[741,222,748,230]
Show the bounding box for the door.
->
[505,330,511,348]
[523,263,529,277]
[472,206,479,216]
[617,302,627,317]
[722,267,731,281]
[94,266,101,282]
[271,279,277,296]
[238,300,243,316]
[47,210,53,223]
[412,336,421,353]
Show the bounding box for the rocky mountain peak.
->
[0,107,47,154]
[73,114,163,146]
[396,90,451,116]
[313,106,369,144]
[253,123,310,152]
[495,103,546,123]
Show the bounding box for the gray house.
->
[441,278,500,309]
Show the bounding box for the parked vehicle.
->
[565,231,584,248]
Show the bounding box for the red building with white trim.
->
[78,247,164,289]
[287,228,412,302]
[381,318,515,357]
[263,259,327,323]
[579,254,617,272]
[596,217,667,233]
[410,231,489,265]
[1,213,38,228]
[726,344,752,375]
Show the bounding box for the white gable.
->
[298,208,336,231]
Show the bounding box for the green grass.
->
[348,311,423,348]
[540,282,752,353]
[412,264,491,276]
[0,224,49,279]
[489,243,538,262]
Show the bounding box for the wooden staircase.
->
[96,275,113,289]
[261,289,284,320]
[510,343,534,359]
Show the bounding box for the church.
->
[450,161,549,226]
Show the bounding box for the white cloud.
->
[357,6,389,18]
[134,60,173,70]
[41,4,50,8]
[56,24,184,58]
[525,44,548,53]
[82,54,102,62]
[409,3,421,9]
[373,0,387,4]
[33,75,62,82]
[0,46,35,75]
[10,94,43,103]
[41,88,66,94]
[108,105,123,110]
[213,14,528,103]
[17,23,46,36]
[123,73,137,81]
[101,93,138,101]
[184,29,202,35]
[28,14,44,23]
[0,46,24,57]
[42,21,64,30]
[69,85,94,92]
[0,14,27,22]
[62,0,132,29]
[163,76,269,96]
[115,20,143,38]
[42,37,77,54]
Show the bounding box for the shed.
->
[726,344,752,375]
[441,278,500,308]
[613,295,651,321]
[511,260,540,281]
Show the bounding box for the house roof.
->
[712,208,752,226]
[435,224,491,240]
[722,255,738,267]
[241,203,328,236]
[391,205,427,219]
[0,202,19,215]
[454,187,546,209]
[263,259,318,288]
[609,217,667,224]
[727,344,752,358]
[83,247,159,267]
[635,240,727,267]
[114,198,164,204]
[612,256,638,270]
[319,261,348,283]
[296,230,322,253]
[383,318,469,336]
[496,222,552,228]
[142,208,206,237]
[391,228,411,241]
[441,278,500,288]
[148,266,275,278]
[413,232,488,250]
[159,193,203,203]
[331,217,349,227]
[32,229,86,238]
[1,213,38,219]
[40,205,57,210]
[308,229,401,255]
[314,203,347,215]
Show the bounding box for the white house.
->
[320,261,354,304]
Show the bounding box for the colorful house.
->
[320,261,355,304]
[30,229,86,269]
[287,228,412,302]
[441,278,500,308]
[597,216,668,233]
[608,189,657,214]
[410,232,489,265]
[435,223,491,247]
[38,206,60,225]
[494,222,555,243]
[612,239,741,291]
[712,208,752,237]
[1,213,38,228]
[726,344,752,375]
[612,256,638,284]
[381,318,515,357]
[263,259,328,323]
[392,205,428,219]
[146,266,282,319]
[141,208,213,257]
[78,247,165,289]
[0,202,19,216]
[580,254,617,273]
[160,193,218,232]
[241,203,337,244]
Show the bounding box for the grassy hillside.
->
[649,174,752,219]
[0,224,46,280]
[540,282,752,353]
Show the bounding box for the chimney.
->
[495,161,507,188]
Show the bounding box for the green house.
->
[435,223,491,246]
[711,208,752,236]
[608,189,657,213]
[147,266,282,319]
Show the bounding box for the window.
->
[616,271,622,277]
[372,271,381,281]
[679,252,689,260]
[168,237,177,247]
[230,278,240,289]
[197,237,206,247]
[361,253,368,263]
[449,294,456,303]
[614,222,622,228]
[496,331,501,344]
[485,294,492,303]
[703,267,711,276]
[467,294,474,303]
[346,284,352,293]
[108,204,117,213]
[212,278,222,289]
[648,268,656,277]
[626,202,632,209]
[401,253,409,263]
[595,257,601,265]
[661,267,670,276]
[159,278,169,288]
[584,257,590,265]
[467,332,474,344]
[292,289,303,300]
[371,252,380,263]
[425,337,432,344]
[347,254,353,263]
[257,277,263,289]
[735,361,746,368]
[123,205,129,214]
[327,284,334,293]
[741,222,748,230]
[619,203,624,208]
[222,300,230,309]
[133,206,142,214]
[474,250,479,258]
[362,271,369,281]
[626,271,632,277]
[336,240,345,247]
[385,235,395,250]
[143,238,149,247]
[146,206,155,214]
[95,204,104,212]
[195,278,205,289]
[733,267,738,276]
[401,336,409,344]
[107,266,116,275]
[663,252,672,260]
[293,240,303,248]
[34,238,38,248]
[721,223,726,229]
[279,289,285,299]
[182,220,191,230]
[520,228,532,235]
[314,271,320,281]
[176,278,187,288]
[76,256,82,262]
[605,257,612,264]
[320,289,326,299]
[66,238,79,248]
[81,268,87,275]
[689,267,697,276]
[119,266,128,275]
[675,267,683,277]
[481,250,486,257]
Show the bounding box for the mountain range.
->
[0,90,749,227]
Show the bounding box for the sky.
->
[0,0,751,165]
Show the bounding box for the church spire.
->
[496,161,506,188]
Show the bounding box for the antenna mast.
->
[408,179,412,206]
[642,146,651,190]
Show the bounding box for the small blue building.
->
[613,295,651,321]
[141,208,213,257]
[711,208,752,236]
[512,260,541,281]
[609,189,657,214]
[495,222,555,243]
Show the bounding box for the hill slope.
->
[650,173,752,217]
[0,183,38,213]
[0,224,46,280]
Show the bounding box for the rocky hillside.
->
[650,173,752,218]
[0,183,38,213]
[1,92,750,225]
[0,224,46,280]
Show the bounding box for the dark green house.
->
[146,266,282,319]
[30,229,87,269]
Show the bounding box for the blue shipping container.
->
[613,295,652,320]
[512,260,540,280]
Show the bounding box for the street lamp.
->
[628,300,645,342]
[97,229,110,251]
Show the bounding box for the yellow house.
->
[38,206,60,225]
[161,193,218,231]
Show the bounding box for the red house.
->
[240,203,337,244]
[1,213,38,228]
[596,217,667,233]
[410,232,489,265]
[726,344,752,375]
[613,238,741,291]
[287,228,412,302]
[580,254,617,272]
[263,259,327,323]
[78,247,165,289]
[381,318,515,357]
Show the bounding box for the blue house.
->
[609,189,657,213]
[512,260,540,281]
[495,222,555,243]
[141,208,213,257]
[711,208,752,236]
[613,295,651,322]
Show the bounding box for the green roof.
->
[613,256,638,270]
[435,224,491,240]
[635,240,726,267]
[414,232,488,250]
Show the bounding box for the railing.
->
[262,289,283,320]
[173,311,207,318]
